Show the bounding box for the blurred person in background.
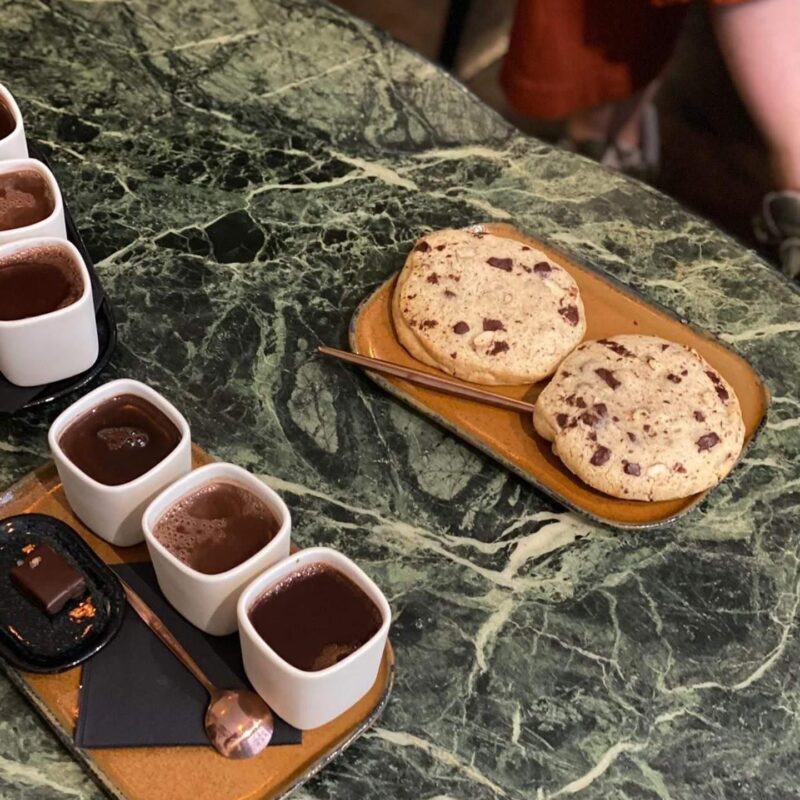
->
[502,0,800,280]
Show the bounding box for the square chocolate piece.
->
[10,544,87,615]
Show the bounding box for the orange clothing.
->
[501,0,750,120]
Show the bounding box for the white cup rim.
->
[142,462,292,585]
[48,378,191,495]
[0,83,23,144]
[0,158,63,238]
[237,546,391,680]
[0,237,91,328]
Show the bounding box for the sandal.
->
[559,101,661,183]
[754,191,800,281]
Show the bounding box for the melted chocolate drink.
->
[153,481,279,575]
[0,244,83,321]
[249,564,383,671]
[0,168,54,231]
[59,394,181,486]
[0,99,15,140]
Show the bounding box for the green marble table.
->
[1,1,799,798]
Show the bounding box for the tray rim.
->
[0,661,128,800]
[275,650,394,800]
[0,646,395,800]
[349,223,770,530]
[0,458,396,800]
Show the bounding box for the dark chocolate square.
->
[10,544,87,615]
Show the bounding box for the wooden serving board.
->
[0,445,395,800]
[350,222,769,529]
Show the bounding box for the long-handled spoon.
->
[121,580,274,758]
[318,345,537,414]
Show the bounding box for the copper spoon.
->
[121,580,274,759]
[318,345,537,414]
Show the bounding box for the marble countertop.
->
[1,1,799,798]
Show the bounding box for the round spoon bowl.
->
[205,688,275,759]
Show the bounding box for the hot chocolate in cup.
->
[0,84,27,161]
[0,158,65,245]
[0,237,98,386]
[237,547,391,729]
[142,462,292,636]
[48,379,192,547]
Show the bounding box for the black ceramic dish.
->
[0,143,117,415]
[0,514,124,673]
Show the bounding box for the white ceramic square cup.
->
[0,158,65,245]
[0,237,98,386]
[0,83,27,161]
[142,462,292,636]
[48,379,192,547]
[237,547,391,730]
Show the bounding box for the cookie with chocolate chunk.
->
[392,228,586,385]
[534,335,745,501]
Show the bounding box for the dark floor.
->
[332,0,771,249]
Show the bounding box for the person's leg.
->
[711,0,800,278]
[711,0,800,190]
[567,80,661,152]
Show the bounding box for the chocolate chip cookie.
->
[392,229,586,385]
[534,335,745,500]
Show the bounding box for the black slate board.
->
[0,142,116,415]
[0,514,125,673]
